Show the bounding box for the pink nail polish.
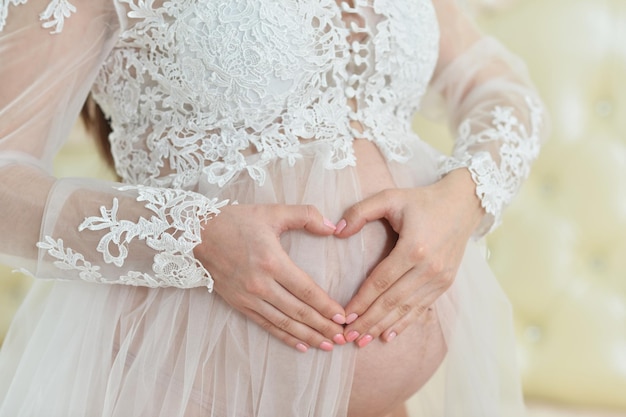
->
[332,314,346,325]
[332,334,347,345]
[335,219,347,234]
[386,331,397,343]
[320,341,334,351]
[296,343,308,353]
[357,334,373,348]
[346,330,359,343]
[345,313,358,324]
[323,217,337,230]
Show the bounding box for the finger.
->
[242,307,310,353]
[267,288,347,344]
[244,300,336,352]
[380,304,436,344]
[377,289,440,344]
[349,266,450,348]
[344,268,422,346]
[343,242,414,323]
[269,249,348,331]
[277,204,337,236]
[335,190,398,238]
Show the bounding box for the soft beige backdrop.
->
[413,0,626,415]
[1,0,625,416]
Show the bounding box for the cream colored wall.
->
[414,0,626,413]
[0,122,115,345]
[479,0,626,412]
[1,0,625,414]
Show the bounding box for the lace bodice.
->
[92,0,439,189]
[0,0,546,289]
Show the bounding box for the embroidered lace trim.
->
[92,0,439,189]
[37,186,228,290]
[438,96,543,234]
[0,0,76,33]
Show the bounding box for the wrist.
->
[439,168,485,233]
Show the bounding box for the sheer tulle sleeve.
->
[0,0,226,290]
[428,0,548,236]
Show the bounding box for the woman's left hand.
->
[335,168,485,347]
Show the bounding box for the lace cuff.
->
[438,97,543,236]
[37,185,228,291]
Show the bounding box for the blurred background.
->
[1,0,625,415]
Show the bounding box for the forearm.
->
[36,174,227,289]
[430,0,547,236]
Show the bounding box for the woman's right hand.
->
[193,204,347,352]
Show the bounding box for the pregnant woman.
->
[0,0,545,416]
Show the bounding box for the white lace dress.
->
[0,0,545,416]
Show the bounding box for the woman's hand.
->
[193,204,347,353]
[335,169,485,347]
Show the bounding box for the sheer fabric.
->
[0,0,225,289]
[0,0,546,416]
[432,38,545,235]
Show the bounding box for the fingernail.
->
[333,334,347,345]
[345,313,358,324]
[320,341,334,351]
[332,313,346,325]
[357,334,373,348]
[386,331,397,343]
[323,217,337,230]
[335,219,347,234]
[296,343,309,353]
[346,330,359,343]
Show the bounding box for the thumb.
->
[335,190,396,238]
[278,204,338,236]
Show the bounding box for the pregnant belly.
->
[108,139,445,416]
[346,140,446,417]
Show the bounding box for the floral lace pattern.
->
[6,0,546,288]
[0,0,76,33]
[92,0,440,189]
[37,186,228,290]
[439,97,543,233]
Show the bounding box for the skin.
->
[194,0,486,352]
[345,140,479,417]
[193,203,348,351]
[192,141,482,417]
[336,0,486,348]
[192,161,483,353]
[336,168,484,347]
[191,1,492,415]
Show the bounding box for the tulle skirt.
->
[0,138,525,417]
